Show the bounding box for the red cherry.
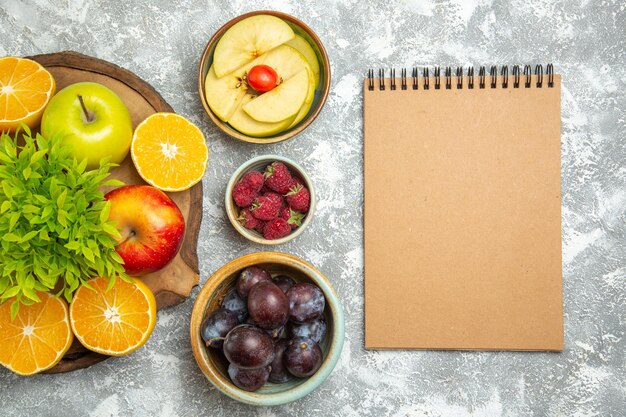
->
[247,65,278,93]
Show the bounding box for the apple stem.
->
[77,95,95,123]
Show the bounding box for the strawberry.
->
[292,176,304,187]
[237,208,260,230]
[264,191,285,211]
[254,220,266,234]
[241,171,264,190]
[263,218,291,240]
[232,171,264,207]
[250,195,281,221]
[279,206,305,230]
[264,162,294,193]
[285,183,310,212]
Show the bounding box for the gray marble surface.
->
[1,0,625,415]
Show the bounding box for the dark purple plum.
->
[286,283,326,323]
[221,288,247,323]
[272,275,295,294]
[269,339,292,383]
[223,324,275,369]
[288,317,327,343]
[228,364,270,392]
[284,337,323,378]
[200,308,239,349]
[237,266,271,299]
[247,281,289,329]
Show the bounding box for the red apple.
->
[105,185,185,276]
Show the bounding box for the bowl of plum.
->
[225,155,315,245]
[190,252,344,406]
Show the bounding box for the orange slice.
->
[69,276,157,356]
[0,56,56,132]
[0,293,73,376]
[131,112,209,192]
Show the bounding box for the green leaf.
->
[99,200,111,223]
[3,233,20,242]
[8,212,19,231]
[23,166,32,180]
[10,300,19,320]
[64,241,81,251]
[0,200,10,213]
[102,179,125,187]
[22,287,41,303]
[21,230,38,242]
[57,189,67,208]
[102,222,121,239]
[2,285,20,299]
[82,246,95,263]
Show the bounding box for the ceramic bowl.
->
[225,155,316,245]
[190,252,345,406]
[197,10,331,144]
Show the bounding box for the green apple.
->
[41,82,133,169]
[213,15,294,78]
[228,93,296,137]
[285,35,320,87]
[243,69,309,123]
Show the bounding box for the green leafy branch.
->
[0,127,128,318]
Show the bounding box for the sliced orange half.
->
[0,293,73,376]
[0,56,56,132]
[131,112,209,192]
[69,276,157,357]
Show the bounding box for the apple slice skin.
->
[242,69,309,123]
[288,67,316,129]
[228,94,296,137]
[213,15,295,78]
[285,35,320,88]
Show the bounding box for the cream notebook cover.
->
[364,65,563,351]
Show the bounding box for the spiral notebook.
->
[364,65,563,351]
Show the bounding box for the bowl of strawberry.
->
[225,155,315,244]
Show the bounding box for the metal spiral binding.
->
[479,66,486,89]
[401,68,407,90]
[366,64,554,91]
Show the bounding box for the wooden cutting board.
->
[27,51,203,373]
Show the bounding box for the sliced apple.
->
[204,55,265,121]
[288,67,316,129]
[285,35,320,87]
[242,69,309,123]
[204,66,246,121]
[262,45,310,82]
[228,94,296,137]
[213,15,295,78]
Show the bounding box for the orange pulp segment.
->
[131,112,209,192]
[0,293,73,376]
[0,56,56,132]
[69,276,157,357]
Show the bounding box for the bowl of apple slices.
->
[198,10,330,144]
